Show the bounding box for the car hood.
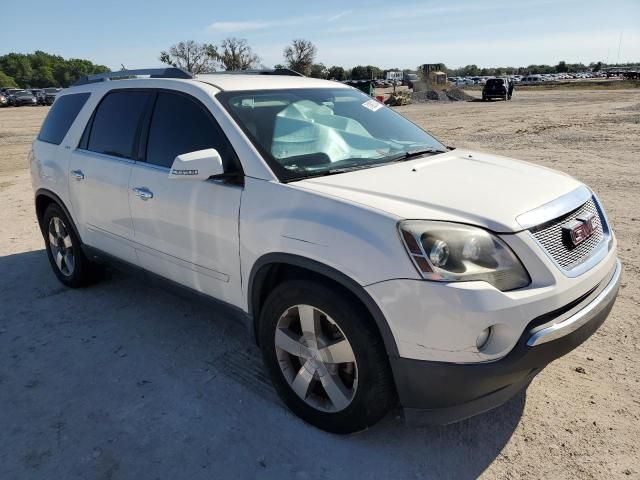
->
[291,149,584,232]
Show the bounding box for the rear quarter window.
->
[38,93,90,145]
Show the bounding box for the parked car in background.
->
[455,78,474,86]
[482,78,511,101]
[0,94,7,107]
[521,76,543,85]
[403,73,419,89]
[31,68,620,433]
[44,87,62,105]
[8,89,38,106]
[3,88,22,106]
[30,89,47,106]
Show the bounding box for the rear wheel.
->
[259,280,396,433]
[42,203,100,287]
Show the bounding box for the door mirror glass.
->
[168,148,224,181]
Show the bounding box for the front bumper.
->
[390,259,621,424]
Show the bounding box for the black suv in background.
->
[43,87,62,105]
[482,78,513,101]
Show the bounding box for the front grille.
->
[529,198,605,270]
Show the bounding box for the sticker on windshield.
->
[362,99,383,112]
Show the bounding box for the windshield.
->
[44,88,60,93]
[217,88,445,181]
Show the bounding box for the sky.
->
[1,0,639,70]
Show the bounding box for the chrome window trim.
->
[74,148,136,165]
[516,185,592,230]
[133,160,170,172]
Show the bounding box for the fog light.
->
[476,327,492,350]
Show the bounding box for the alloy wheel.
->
[48,217,74,277]
[274,304,358,412]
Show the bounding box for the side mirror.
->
[168,148,224,181]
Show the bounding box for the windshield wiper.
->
[284,148,447,182]
[285,163,387,182]
[387,147,447,163]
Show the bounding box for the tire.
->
[258,280,396,433]
[482,95,487,102]
[42,203,100,287]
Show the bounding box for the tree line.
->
[0,51,109,88]
[160,39,632,80]
[158,38,398,80]
[2,41,634,89]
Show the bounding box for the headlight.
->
[399,220,530,291]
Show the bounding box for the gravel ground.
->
[0,89,639,479]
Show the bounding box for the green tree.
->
[0,70,17,87]
[350,65,368,80]
[460,64,480,76]
[309,63,328,79]
[0,51,109,87]
[350,65,382,80]
[327,65,346,80]
[283,39,317,76]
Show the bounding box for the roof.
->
[195,74,349,92]
[66,68,351,96]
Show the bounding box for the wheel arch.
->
[35,189,82,242]
[248,253,399,357]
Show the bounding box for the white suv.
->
[31,68,621,433]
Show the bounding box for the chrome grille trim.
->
[529,197,609,273]
[517,186,592,230]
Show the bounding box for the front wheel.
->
[259,280,396,433]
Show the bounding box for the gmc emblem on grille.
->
[562,213,597,248]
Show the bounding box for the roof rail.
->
[205,68,304,77]
[72,67,193,87]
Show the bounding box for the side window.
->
[87,91,152,159]
[145,92,239,171]
[38,93,90,145]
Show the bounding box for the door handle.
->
[70,170,84,180]
[132,187,153,200]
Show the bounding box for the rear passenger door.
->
[128,90,243,306]
[69,90,152,263]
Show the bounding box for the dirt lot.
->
[1,89,639,479]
